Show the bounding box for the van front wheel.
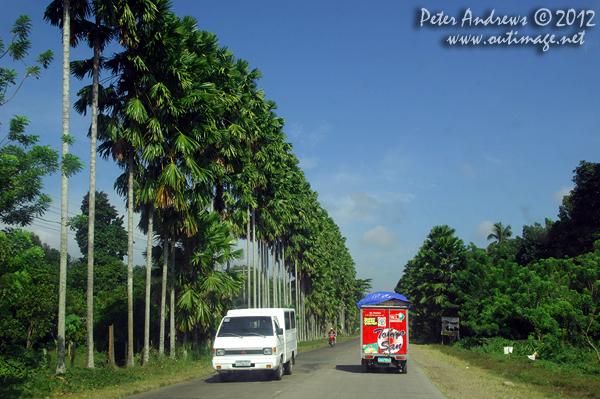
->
[273,362,284,380]
[284,358,293,375]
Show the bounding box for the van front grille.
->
[224,349,264,355]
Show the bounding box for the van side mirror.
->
[277,327,283,335]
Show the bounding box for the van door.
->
[273,317,284,362]
[389,308,408,356]
[284,310,295,358]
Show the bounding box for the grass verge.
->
[423,344,600,399]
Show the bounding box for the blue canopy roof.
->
[356,291,411,308]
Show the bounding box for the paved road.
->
[126,338,446,399]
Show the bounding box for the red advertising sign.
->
[362,308,407,355]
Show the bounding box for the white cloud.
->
[360,226,398,250]
[370,190,415,204]
[298,156,318,170]
[348,191,380,220]
[323,190,414,227]
[334,172,365,184]
[484,155,503,165]
[474,220,494,240]
[553,186,572,203]
[325,191,381,223]
[285,120,330,147]
[309,120,331,145]
[286,122,303,141]
[460,164,477,179]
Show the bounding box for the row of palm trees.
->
[45,0,364,373]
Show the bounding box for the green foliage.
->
[0,15,54,106]
[1,16,58,227]
[70,191,128,261]
[396,225,467,342]
[177,211,244,334]
[552,160,600,257]
[0,229,57,349]
[0,117,59,226]
[0,345,49,383]
[399,167,600,364]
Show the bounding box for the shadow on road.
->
[335,365,403,374]
[205,372,274,384]
[335,364,362,373]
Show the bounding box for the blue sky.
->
[2,0,600,293]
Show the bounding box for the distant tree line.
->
[396,160,600,363]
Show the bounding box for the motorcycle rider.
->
[329,327,336,344]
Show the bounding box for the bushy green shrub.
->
[0,345,49,379]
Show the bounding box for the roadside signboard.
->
[441,317,460,338]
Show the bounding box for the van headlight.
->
[263,348,273,355]
[215,349,225,356]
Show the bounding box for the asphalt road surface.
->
[126,338,446,399]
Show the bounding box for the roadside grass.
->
[2,333,359,399]
[1,348,215,399]
[433,344,600,399]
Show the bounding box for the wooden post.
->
[109,325,115,365]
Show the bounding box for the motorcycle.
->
[329,332,336,347]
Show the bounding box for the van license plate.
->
[378,357,392,363]
[235,360,251,367]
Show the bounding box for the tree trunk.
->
[126,153,134,367]
[193,325,198,356]
[170,238,176,359]
[183,330,188,359]
[257,240,262,308]
[70,342,75,368]
[85,20,101,369]
[283,243,288,306]
[252,211,257,308]
[265,243,269,308]
[143,207,154,365]
[273,242,277,307]
[56,0,71,375]
[246,207,250,307]
[159,232,169,356]
[264,246,268,307]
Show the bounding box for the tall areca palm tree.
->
[45,0,88,374]
[71,0,159,368]
[57,0,70,374]
[72,0,115,368]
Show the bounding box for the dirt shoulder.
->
[410,344,554,399]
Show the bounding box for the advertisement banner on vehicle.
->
[362,308,407,355]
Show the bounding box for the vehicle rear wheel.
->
[401,361,407,374]
[361,359,369,373]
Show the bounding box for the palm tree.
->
[45,0,88,374]
[77,0,114,369]
[57,0,70,374]
[177,211,243,348]
[487,222,513,245]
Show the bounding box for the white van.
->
[212,308,297,382]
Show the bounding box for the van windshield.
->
[217,316,274,337]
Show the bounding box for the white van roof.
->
[226,308,294,317]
